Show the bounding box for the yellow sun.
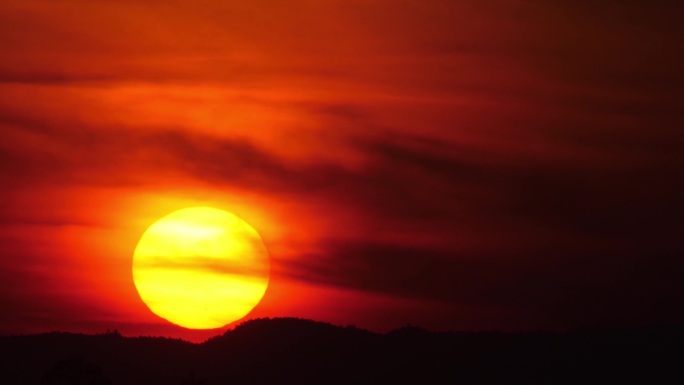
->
[132,207,269,329]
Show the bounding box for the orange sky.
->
[1,1,683,341]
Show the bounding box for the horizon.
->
[3,316,683,345]
[3,317,681,385]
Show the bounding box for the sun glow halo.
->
[132,207,270,329]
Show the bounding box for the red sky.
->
[1,0,683,341]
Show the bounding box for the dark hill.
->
[0,318,681,385]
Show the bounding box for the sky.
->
[1,0,683,341]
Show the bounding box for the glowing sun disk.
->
[132,207,269,329]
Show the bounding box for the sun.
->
[132,207,270,329]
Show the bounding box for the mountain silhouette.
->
[0,317,681,384]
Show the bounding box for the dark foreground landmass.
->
[0,318,682,385]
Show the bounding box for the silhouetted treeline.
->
[0,318,681,385]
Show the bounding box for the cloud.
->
[278,237,684,327]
